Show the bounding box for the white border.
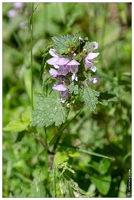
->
[1,0,133,2]
[1,1,133,199]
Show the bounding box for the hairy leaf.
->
[52,33,80,55]
[30,93,67,127]
[79,87,100,111]
[83,41,94,53]
[68,82,78,95]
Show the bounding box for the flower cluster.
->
[46,35,100,103]
[7,2,25,18]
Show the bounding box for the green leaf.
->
[67,148,80,158]
[21,106,32,122]
[30,93,67,127]
[79,87,100,111]
[3,107,32,133]
[98,92,118,105]
[30,178,45,198]
[3,119,29,132]
[83,41,94,53]
[68,81,78,95]
[49,110,81,147]
[52,33,80,55]
[99,159,111,175]
[54,152,68,166]
[118,180,127,197]
[90,175,111,195]
[89,159,111,175]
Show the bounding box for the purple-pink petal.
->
[13,2,24,9]
[49,49,58,57]
[91,66,97,72]
[57,65,68,76]
[60,90,69,103]
[47,57,59,65]
[53,83,67,91]
[49,68,58,77]
[7,9,17,18]
[91,42,98,49]
[87,75,99,85]
[67,59,80,66]
[56,57,69,65]
[85,59,93,68]
[70,65,78,73]
[86,52,100,60]
[92,75,99,83]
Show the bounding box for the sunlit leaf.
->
[52,33,80,55]
[3,119,29,132]
[54,152,68,165]
[30,92,67,127]
[79,87,100,111]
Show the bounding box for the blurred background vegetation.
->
[2,2,131,197]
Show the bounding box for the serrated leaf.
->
[79,87,100,111]
[3,119,29,132]
[68,82,78,95]
[52,33,80,55]
[30,93,67,128]
[83,41,94,53]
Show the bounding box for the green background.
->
[3,2,131,197]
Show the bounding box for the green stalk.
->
[49,110,82,148]
[30,3,34,110]
[77,148,115,161]
[53,167,56,197]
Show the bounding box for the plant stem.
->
[53,166,56,197]
[30,3,34,110]
[49,110,82,149]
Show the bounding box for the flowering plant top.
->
[31,33,101,128]
[46,33,100,103]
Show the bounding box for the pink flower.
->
[91,42,98,50]
[47,49,70,70]
[60,90,69,103]
[13,2,25,9]
[53,83,67,91]
[47,49,80,78]
[7,9,17,18]
[52,82,69,103]
[67,60,80,81]
[85,52,100,72]
[49,68,58,77]
[87,75,99,85]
